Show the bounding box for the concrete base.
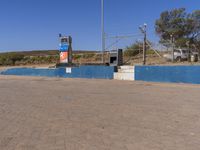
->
[114,66,135,81]
[114,72,134,81]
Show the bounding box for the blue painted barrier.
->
[0,66,115,79]
[135,65,200,84]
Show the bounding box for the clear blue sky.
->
[0,0,199,52]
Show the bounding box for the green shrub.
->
[0,53,24,65]
[124,43,142,57]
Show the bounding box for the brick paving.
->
[0,76,200,150]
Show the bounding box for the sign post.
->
[59,35,73,64]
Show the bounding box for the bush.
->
[82,53,95,59]
[146,50,155,55]
[0,53,24,66]
[73,54,82,60]
[124,49,140,57]
[124,43,142,57]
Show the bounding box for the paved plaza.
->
[0,76,200,150]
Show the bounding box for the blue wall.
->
[135,66,200,84]
[0,66,115,79]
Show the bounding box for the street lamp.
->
[139,23,147,65]
[101,0,105,64]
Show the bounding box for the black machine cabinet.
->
[109,49,123,66]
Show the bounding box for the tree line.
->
[125,8,200,56]
[155,8,200,49]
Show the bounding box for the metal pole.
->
[142,25,147,65]
[139,24,147,65]
[101,0,105,64]
[171,34,174,62]
[143,29,147,65]
[68,36,73,64]
[186,41,191,62]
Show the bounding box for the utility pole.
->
[143,27,147,65]
[68,36,73,64]
[186,41,190,62]
[139,24,147,65]
[101,0,105,64]
[170,34,174,62]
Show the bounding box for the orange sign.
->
[60,52,68,63]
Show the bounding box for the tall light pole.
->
[101,0,105,64]
[139,23,147,65]
[170,34,175,62]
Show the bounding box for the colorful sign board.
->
[60,52,68,63]
[59,44,69,52]
[59,36,70,63]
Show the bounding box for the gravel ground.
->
[0,75,200,150]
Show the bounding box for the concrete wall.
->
[3,65,200,84]
[135,66,200,84]
[0,66,115,79]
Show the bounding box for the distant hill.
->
[0,50,104,66]
[0,50,101,56]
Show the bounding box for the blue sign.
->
[59,44,69,52]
